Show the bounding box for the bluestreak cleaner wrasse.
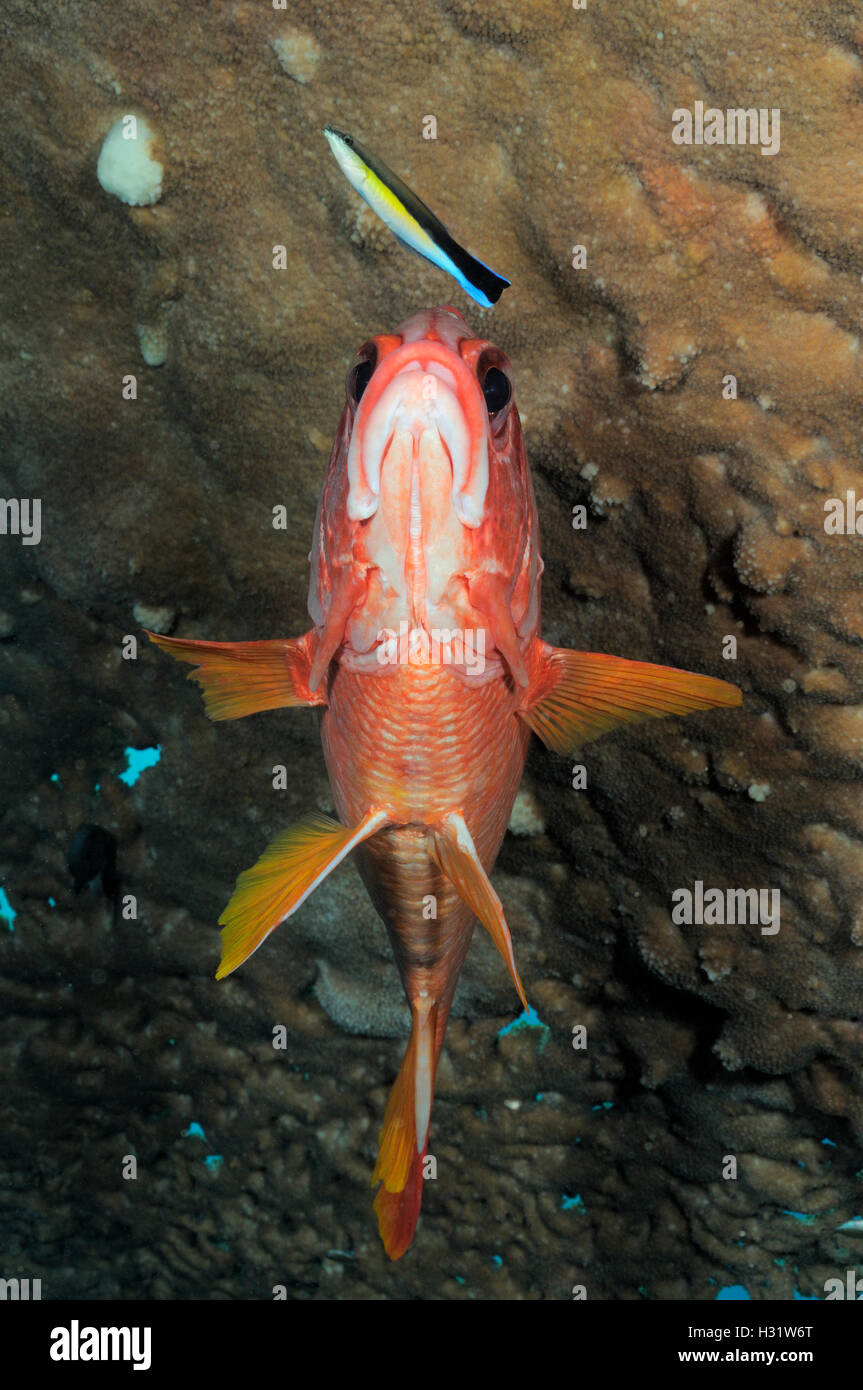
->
[323,126,511,308]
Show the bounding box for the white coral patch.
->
[97,116,163,206]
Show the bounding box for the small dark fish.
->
[67,824,119,904]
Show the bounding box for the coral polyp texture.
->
[1,0,862,1300]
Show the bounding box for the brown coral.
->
[1,0,862,1302]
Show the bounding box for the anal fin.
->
[217,808,387,979]
[519,645,742,755]
[434,812,527,1010]
[146,629,326,719]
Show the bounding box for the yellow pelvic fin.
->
[433,812,528,1010]
[146,630,326,720]
[217,808,387,979]
[520,646,742,755]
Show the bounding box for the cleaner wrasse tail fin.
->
[145,629,326,719]
[520,646,742,755]
[217,809,388,979]
[373,995,437,1261]
[433,812,528,1010]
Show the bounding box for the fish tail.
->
[372,995,437,1261]
[463,253,511,307]
[448,248,511,309]
[374,1149,426,1265]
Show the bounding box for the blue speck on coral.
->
[836,1214,863,1231]
[118,745,162,786]
[561,1193,585,1212]
[498,1004,550,1041]
[0,887,17,932]
[716,1285,750,1300]
[183,1122,206,1142]
[204,1154,223,1171]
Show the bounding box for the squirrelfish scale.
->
[149,306,741,1259]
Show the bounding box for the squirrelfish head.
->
[309,307,542,687]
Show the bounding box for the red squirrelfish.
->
[149,306,741,1259]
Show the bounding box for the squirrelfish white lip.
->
[347,365,488,527]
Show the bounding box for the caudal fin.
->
[373,996,437,1260]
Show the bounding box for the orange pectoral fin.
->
[434,812,528,1010]
[519,645,742,755]
[216,808,387,979]
[146,629,326,720]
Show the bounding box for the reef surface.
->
[1,0,862,1299]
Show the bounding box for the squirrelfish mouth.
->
[347,355,489,529]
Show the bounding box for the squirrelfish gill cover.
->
[149,306,741,1260]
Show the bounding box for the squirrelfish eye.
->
[482,366,511,416]
[348,357,374,404]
